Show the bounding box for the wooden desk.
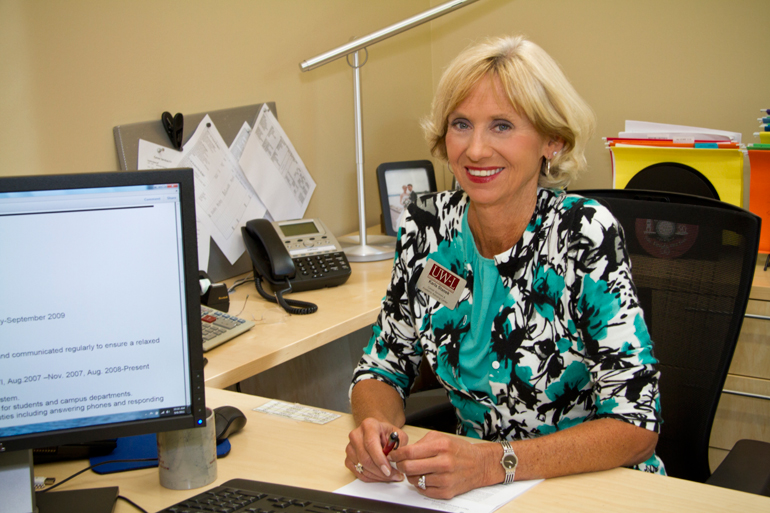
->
[203,259,392,389]
[36,388,770,513]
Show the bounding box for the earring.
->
[546,151,558,174]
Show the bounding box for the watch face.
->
[502,453,517,470]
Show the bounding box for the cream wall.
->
[1,1,769,238]
[0,0,436,237]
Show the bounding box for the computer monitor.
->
[0,168,206,513]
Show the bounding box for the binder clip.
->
[162,111,184,150]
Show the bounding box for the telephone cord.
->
[254,276,318,315]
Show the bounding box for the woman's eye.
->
[451,120,470,130]
[494,123,513,132]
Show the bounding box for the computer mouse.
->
[214,405,247,443]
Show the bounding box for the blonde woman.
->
[346,36,663,499]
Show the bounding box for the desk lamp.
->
[300,0,480,262]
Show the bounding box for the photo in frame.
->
[376,160,437,236]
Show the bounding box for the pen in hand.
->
[383,432,400,456]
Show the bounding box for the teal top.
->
[459,210,508,394]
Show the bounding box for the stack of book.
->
[752,109,770,147]
[606,120,744,207]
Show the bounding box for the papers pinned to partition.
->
[138,110,314,271]
[239,104,316,221]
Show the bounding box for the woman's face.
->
[445,75,561,212]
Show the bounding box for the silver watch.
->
[499,441,518,484]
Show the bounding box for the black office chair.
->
[576,189,767,490]
[407,188,769,494]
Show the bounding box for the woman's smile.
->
[466,166,503,180]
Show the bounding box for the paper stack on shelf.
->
[607,120,744,207]
[749,109,770,253]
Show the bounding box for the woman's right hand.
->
[345,417,408,482]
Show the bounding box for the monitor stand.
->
[0,449,118,513]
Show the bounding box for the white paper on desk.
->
[239,104,315,220]
[335,478,541,513]
[178,115,267,264]
[137,139,212,269]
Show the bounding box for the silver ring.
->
[355,463,364,474]
[418,475,426,490]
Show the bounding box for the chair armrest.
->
[706,439,770,497]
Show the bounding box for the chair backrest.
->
[575,189,761,482]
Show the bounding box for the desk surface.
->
[36,387,770,513]
[203,259,392,389]
[205,259,770,389]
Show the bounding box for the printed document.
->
[229,121,252,161]
[239,104,316,220]
[137,140,182,170]
[335,477,541,513]
[137,139,211,268]
[179,115,266,264]
[137,115,267,266]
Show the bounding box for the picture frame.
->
[376,160,437,236]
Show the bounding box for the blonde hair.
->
[422,36,595,188]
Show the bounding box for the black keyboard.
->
[157,478,436,513]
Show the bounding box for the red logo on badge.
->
[429,265,459,290]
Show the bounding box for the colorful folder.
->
[749,149,770,253]
[610,146,744,207]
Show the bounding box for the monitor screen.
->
[0,169,206,510]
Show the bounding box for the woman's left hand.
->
[388,431,501,499]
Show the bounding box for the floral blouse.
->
[352,187,665,474]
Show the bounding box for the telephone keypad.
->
[291,251,351,291]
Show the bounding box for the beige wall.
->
[0,0,436,237]
[1,0,769,237]
[429,0,770,191]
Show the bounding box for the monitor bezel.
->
[0,168,207,453]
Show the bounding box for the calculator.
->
[201,305,255,352]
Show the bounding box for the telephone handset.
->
[242,219,296,284]
[241,218,351,315]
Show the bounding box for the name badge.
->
[416,259,466,310]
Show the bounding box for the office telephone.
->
[241,218,351,314]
